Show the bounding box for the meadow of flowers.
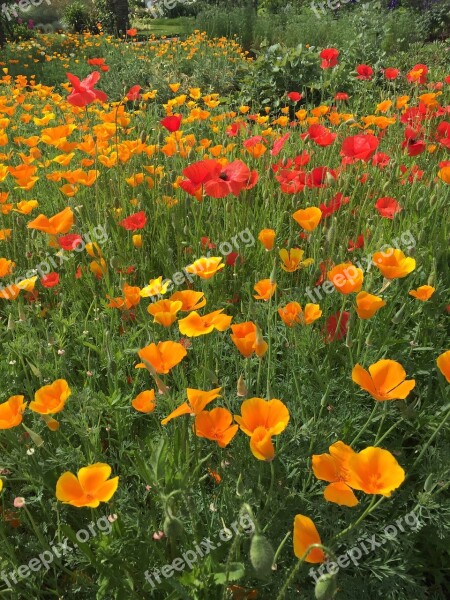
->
[0,30,449,600]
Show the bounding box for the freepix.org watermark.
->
[0,515,116,589]
[305,230,416,303]
[309,510,421,582]
[144,512,255,589]
[311,0,361,20]
[1,0,51,21]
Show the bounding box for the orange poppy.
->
[372,249,416,279]
[136,341,187,374]
[408,285,435,301]
[278,302,322,327]
[178,309,232,337]
[328,263,364,294]
[436,350,450,383]
[162,387,221,425]
[355,291,386,319]
[132,390,156,413]
[186,257,225,279]
[279,248,314,273]
[253,279,276,301]
[56,463,119,508]
[29,379,71,414]
[346,447,405,496]
[169,290,206,312]
[292,207,322,231]
[293,515,325,563]
[194,407,239,448]
[230,322,268,357]
[0,395,27,429]
[352,359,415,401]
[0,258,15,277]
[235,397,290,436]
[312,441,359,506]
[148,299,183,326]
[27,206,74,235]
[258,229,276,251]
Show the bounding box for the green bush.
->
[62,0,91,32]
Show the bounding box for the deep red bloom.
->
[320,48,339,69]
[335,92,349,101]
[287,91,302,102]
[356,64,374,80]
[226,122,247,137]
[225,252,240,266]
[160,114,182,132]
[445,75,450,84]
[384,68,399,80]
[41,272,60,288]
[401,129,426,156]
[348,234,365,252]
[325,311,350,343]
[243,135,263,148]
[371,152,391,168]
[66,71,107,107]
[375,197,402,219]
[119,211,147,231]
[306,124,336,147]
[201,236,216,249]
[181,159,258,199]
[341,133,379,162]
[57,233,82,251]
[87,58,106,66]
[319,192,349,218]
[127,85,141,101]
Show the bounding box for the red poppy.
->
[384,68,399,80]
[335,92,349,101]
[181,159,258,199]
[226,252,241,266]
[401,129,426,156]
[445,75,450,84]
[319,192,349,218]
[126,28,138,37]
[66,72,107,107]
[372,152,391,168]
[375,197,402,219]
[119,211,147,231]
[41,272,60,288]
[348,234,365,252]
[127,85,141,101]
[306,124,336,147]
[406,64,428,84]
[87,58,106,66]
[271,133,290,157]
[201,236,216,249]
[226,122,247,137]
[57,233,82,251]
[243,135,263,148]
[160,114,182,132]
[287,91,302,102]
[306,166,337,188]
[356,64,374,80]
[320,48,339,69]
[325,311,349,342]
[341,133,379,162]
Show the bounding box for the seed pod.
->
[236,473,245,497]
[250,533,275,578]
[237,374,248,397]
[163,515,184,539]
[314,573,337,600]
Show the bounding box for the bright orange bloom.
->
[194,408,239,448]
[132,234,142,248]
[27,207,74,235]
[293,515,325,563]
[132,390,156,413]
[136,341,187,374]
[148,299,183,326]
[436,350,450,383]
[0,229,11,241]
[140,276,170,298]
[169,290,206,312]
[258,229,276,251]
[279,248,313,273]
[253,279,276,301]
[230,321,268,357]
[185,257,225,279]
[278,302,322,326]
[13,200,38,215]
[438,166,450,184]
[408,285,435,301]
[328,263,364,294]
[346,447,405,496]
[355,291,386,319]
[0,395,27,429]
[162,387,221,425]
[56,463,119,508]
[235,397,290,436]
[372,249,416,279]
[352,359,415,401]
[292,207,322,231]
[312,441,359,506]
[249,426,275,461]
[0,258,15,277]
[29,379,71,414]
[178,309,232,337]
